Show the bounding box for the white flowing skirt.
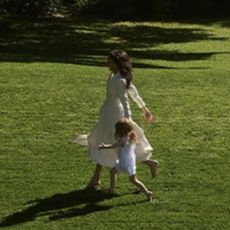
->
[75,99,152,168]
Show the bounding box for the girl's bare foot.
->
[146,191,153,202]
[150,160,159,179]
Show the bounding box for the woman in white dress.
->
[75,49,158,188]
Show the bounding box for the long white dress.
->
[75,72,152,168]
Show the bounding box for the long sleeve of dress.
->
[128,83,146,108]
[116,78,131,119]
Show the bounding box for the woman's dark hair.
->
[108,49,133,89]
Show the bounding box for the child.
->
[99,118,153,201]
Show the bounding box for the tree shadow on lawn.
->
[0,17,228,69]
[0,188,118,227]
[220,20,230,27]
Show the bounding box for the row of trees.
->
[0,0,229,19]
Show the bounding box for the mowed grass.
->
[0,18,230,229]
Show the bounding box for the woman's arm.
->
[128,83,146,108]
[116,78,131,119]
[128,83,153,123]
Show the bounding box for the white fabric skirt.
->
[75,99,152,168]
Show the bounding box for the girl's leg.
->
[107,168,117,193]
[129,175,152,201]
[86,163,102,188]
[142,159,158,179]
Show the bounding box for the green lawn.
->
[0,18,230,229]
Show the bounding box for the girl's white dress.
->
[75,73,152,168]
[115,140,137,177]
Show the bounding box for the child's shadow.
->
[0,188,117,227]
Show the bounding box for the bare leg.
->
[142,159,159,179]
[129,175,152,201]
[85,163,102,188]
[105,168,117,193]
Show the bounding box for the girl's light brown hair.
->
[114,118,137,143]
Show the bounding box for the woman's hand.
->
[142,106,154,123]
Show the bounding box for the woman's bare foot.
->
[146,191,153,202]
[150,160,159,179]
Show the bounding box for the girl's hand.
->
[98,143,105,149]
[142,106,154,123]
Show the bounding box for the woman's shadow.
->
[0,188,117,227]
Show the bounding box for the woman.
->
[75,49,158,188]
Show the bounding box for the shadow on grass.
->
[220,20,230,27]
[0,188,117,227]
[0,17,228,69]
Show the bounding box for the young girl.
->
[98,118,153,201]
[75,49,158,188]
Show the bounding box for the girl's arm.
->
[98,142,119,149]
[128,83,153,123]
[98,138,126,150]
